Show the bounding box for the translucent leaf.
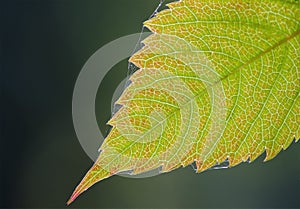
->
[68,0,299,204]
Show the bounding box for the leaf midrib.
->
[109,28,300,149]
[82,29,299,192]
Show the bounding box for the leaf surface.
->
[68,0,299,204]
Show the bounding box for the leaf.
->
[68,0,300,204]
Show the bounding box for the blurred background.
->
[1,0,300,208]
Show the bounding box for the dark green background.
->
[1,0,300,208]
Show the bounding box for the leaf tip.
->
[66,192,79,206]
[67,164,113,205]
[67,182,88,205]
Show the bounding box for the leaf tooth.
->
[110,70,146,107]
[228,156,244,167]
[181,157,195,167]
[143,20,157,34]
[264,146,284,162]
[249,149,264,163]
[107,105,126,126]
[264,134,297,161]
[160,162,182,173]
[195,160,214,173]
[166,1,182,9]
[143,0,184,33]
[107,115,117,126]
[143,9,167,33]
[129,52,147,69]
[283,136,298,150]
[113,94,129,106]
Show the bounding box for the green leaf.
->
[68,0,299,204]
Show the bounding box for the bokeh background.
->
[1,0,300,208]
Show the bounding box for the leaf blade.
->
[68,0,300,204]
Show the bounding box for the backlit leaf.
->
[68,0,299,204]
